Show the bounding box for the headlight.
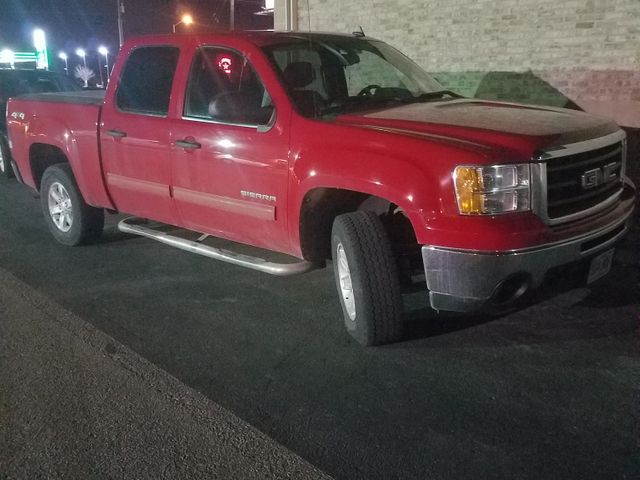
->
[454,164,531,215]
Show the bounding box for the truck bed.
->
[7,91,109,207]
[15,90,105,105]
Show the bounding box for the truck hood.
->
[334,99,619,156]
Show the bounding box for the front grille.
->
[545,141,624,220]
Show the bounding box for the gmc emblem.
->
[580,162,618,190]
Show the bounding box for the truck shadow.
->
[96,226,140,245]
[402,304,496,341]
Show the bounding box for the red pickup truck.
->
[6,32,636,345]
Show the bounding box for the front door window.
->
[184,47,273,126]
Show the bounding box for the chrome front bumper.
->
[422,195,635,312]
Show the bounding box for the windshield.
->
[262,36,452,118]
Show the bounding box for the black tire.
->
[0,134,14,179]
[331,210,403,346]
[40,163,104,246]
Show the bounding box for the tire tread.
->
[332,211,403,345]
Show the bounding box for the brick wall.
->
[297,0,640,187]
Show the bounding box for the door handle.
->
[176,139,202,150]
[106,129,127,138]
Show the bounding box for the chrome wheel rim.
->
[0,144,5,173]
[48,182,73,232]
[336,242,356,321]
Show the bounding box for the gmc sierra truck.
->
[6,32,636,345]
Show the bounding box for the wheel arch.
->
[29,143,69,191]
[298,186,418,262]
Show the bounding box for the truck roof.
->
[124,31,382,48]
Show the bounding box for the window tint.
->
[116,46,179,115]
[184,47,273,125]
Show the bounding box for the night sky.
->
[0,0,271,73]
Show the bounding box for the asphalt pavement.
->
[0,174,639,479]
[0,266,331,479]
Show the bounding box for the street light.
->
[172,14,193,33]
[75,48,86,68]
[98,46,110,85]
[58,52,68,74]
[0,49,15,69]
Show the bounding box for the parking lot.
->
[1,175,638,479]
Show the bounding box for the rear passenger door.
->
[170,45,291,252]
[100,45,181,224]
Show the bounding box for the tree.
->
[74,65,95,88]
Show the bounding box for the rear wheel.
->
[331,211,403,346]
[40,164,104,245]
[0,135,14,179]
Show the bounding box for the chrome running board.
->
[118,217,317,276]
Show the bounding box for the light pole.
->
[230,0,235,30]
[117,0,125,47]
[58,52,68,74]
[172,14,193,33]
[75,48,86,68]
[96,56,104,87]
[98,46,110,85]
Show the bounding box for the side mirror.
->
[209,93,275,127]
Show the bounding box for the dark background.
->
[0,0,272,73]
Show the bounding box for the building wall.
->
[295,0,640,184]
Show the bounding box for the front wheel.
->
[331,211,403,346]
[40,164,104,245]
[0,135,14,179]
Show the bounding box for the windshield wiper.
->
[317,90,463,118]
[411,90,463,102]
[318,97,381,117]
[319,95,413,117]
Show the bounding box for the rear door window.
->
[116,46,179,116]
